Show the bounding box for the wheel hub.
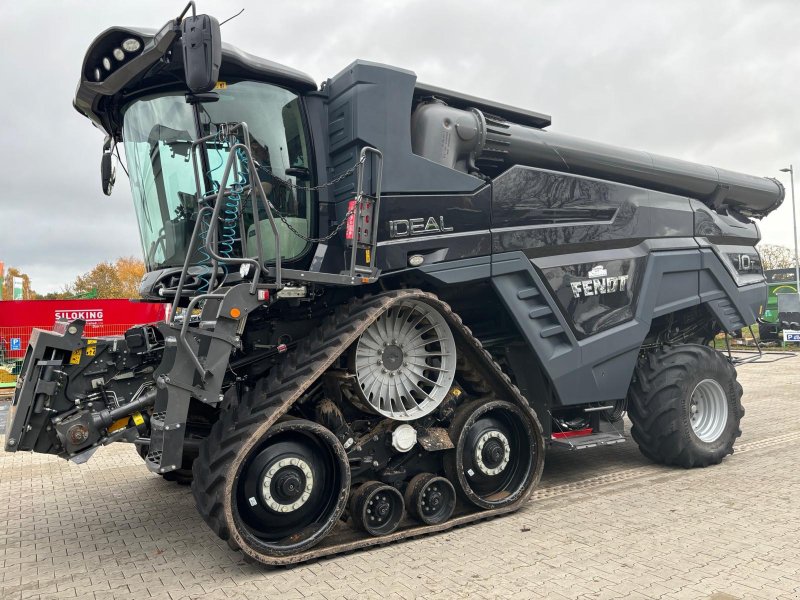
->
[373,497,391,519]
[689,378,728,443]
[274,470,303,502]
[366,491,395,526]
[423,487,442,512]
[261,457,314,513]
[381,344,404,371]
[474,430,510,476]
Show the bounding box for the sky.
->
[1,0,799,293]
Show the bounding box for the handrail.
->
[171,122,281,323]
[349,146,384,277]
[189,122,271,291]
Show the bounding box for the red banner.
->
[0,299,167,359]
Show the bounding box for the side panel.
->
[324,60,482,202]
[491,248,763,406]
[491,165,696,257]
[374,187,492,271]
[488,166,765,406]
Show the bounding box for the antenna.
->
[220,8,245,26]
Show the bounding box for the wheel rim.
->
[353,300,457,420]
[447,401,538,509]
[407,474,456,525]
[234,421,349,553]
[689,378,729,443]
[353,482,404,536]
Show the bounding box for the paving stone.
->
[2,357,800,599]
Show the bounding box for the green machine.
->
[759,268,799,341]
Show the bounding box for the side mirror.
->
[181,14,221,93]
[101,138,116,196]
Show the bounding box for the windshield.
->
[123,81,312,272]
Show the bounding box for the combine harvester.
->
[5,3,783,564]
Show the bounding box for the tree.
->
[72,262,119,298]
[757,244,797,271]
[71,257,145,299]
[40,287,77,300]
[115,256,146,298]
[2,267,36,300]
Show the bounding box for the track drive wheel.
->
[350,482,405,536]
[444,399,543,509]
[627,344,744,468]
[404,473,456,525]
[193,417,350,559]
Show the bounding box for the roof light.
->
[102,57,111,71]
[113,48,125,61]
[122,38,141,53]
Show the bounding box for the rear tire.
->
[628,344,743,468]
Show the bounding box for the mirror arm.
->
[177,1,197,22]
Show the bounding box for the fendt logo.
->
[570,265,629,299]
[54,309,104,324]
[389,216,454,238]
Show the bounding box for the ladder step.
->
[540,324,564,338]
[145,412,166,473]
[517,287,541,299]
[550,432,626,450]
[528,305,553,319]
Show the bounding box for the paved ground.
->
[1,353,799,600]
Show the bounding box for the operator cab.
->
[74,3,319,299]
[123,82,313,271]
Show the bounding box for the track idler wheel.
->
[232,419,350,557]
[404,473,457,525]
[444,399,540,509]
[351,482,405,536]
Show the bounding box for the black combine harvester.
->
[5,4,784,565]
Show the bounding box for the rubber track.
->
[191,289,546,565]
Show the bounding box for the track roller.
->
[230,419,350,557]
[444,399,540,509]
[404,473,457,525]
[351,481,405,536]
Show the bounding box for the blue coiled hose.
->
[219,147,249,261]
[195,138,248,292]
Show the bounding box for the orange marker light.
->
[230,308,241,318]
